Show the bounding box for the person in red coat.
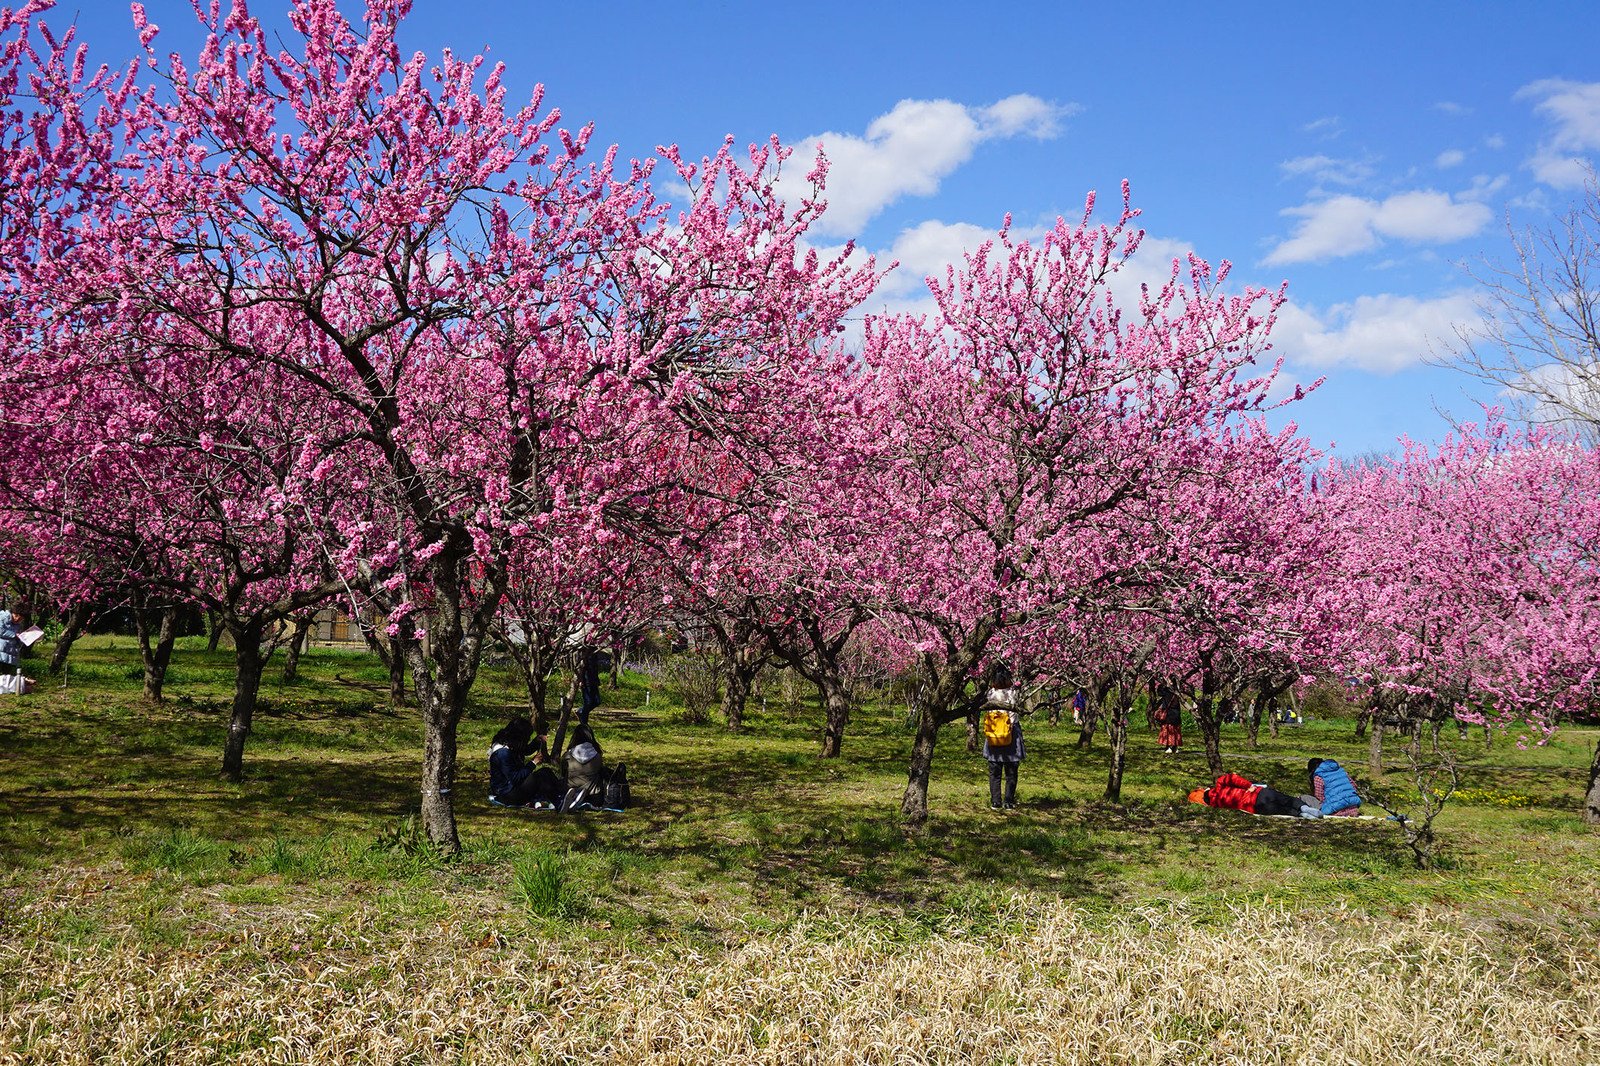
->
[1188,772,1321,818]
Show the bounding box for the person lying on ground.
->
[1187,772,1322,818]
[489,718,563,809]
[1307,758,1362,816]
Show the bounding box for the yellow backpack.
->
[982,708,1013,747]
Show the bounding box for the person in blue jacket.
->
[1307,758,1362,816]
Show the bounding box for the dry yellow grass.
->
[4,887,1595,1065]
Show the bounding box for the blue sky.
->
[65,0,1600,455]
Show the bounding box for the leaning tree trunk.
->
[47,602,92,675]
[135,603,181,702]
[282,613,314,682]
[220,618,265,782]
[1104,681,1132,802]
[205,609,223,653]
[1583,740,1600,825]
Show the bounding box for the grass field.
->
[2,636,1597,1063]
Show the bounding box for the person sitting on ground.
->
[488,718,563,809]
[1187,771,1322,819]
[563,723,605,809]
[1307,758,1362,816]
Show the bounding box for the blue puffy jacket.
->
[1312,760,1361,815]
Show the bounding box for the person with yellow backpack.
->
[981,664,1025,810]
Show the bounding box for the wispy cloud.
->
[1264,190,1492,265]
[1516,78,1600,187]
[781,95,1077,238]
[1433,101,1472,117]
[1279,154,1375,186]
[1302,116,1344,138]
[1435,149,1466,169]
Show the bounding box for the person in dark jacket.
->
[1154,686,1182,754]
[1307,758,1362,816]
[1188,772,1321,818]
[981,664,1024,810]
[488,718,562,808]
[562,723,605,810]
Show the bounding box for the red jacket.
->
[1203,772,1261,813]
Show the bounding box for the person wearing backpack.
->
[981,664,1024,810]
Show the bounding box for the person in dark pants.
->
[488,718,562,808]
[578,647,612,726]
[982,664,1024,810]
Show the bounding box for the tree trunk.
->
[1104,682,1130,802]
[1195,663,1224,775]
[1246,689,1264,749]
[282,613,313,682]
[526,671,550,733]
[965,709,980,753]
[205,609,223,653]
[135,603,180,702]
[549,672,581,762]
[1367,699,1385,778]
[1078,678,1111,750]
[47,602,91,675]
[818,674,851,758]
[220,618,264,782]
[414,651,462,854]
[899,700,942,826]
[721,658,755,733]
[1584,739,1600,825]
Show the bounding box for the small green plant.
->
[139,828,225,874]
[512,847,578,918]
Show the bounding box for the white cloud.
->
[1303,116,1344,138]
[1484,133,1507,150]
[1459,173,1509,202]
[1265,190,1492,265]
[783,95,1075,238]
[1434,102,1471,117]
[1516,79,1600,187]
[1271,292,1483,373]
[1436,149,1466,169]
[1279,154,1375,186]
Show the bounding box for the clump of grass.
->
[512,847,578,919]
[133,828,226,875]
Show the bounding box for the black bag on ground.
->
[604,762,630,810]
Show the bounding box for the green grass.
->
[2,633,1598,958]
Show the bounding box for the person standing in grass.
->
[0,601,31,676]
[982,664,1024,810]
[1154,686,1183,754]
